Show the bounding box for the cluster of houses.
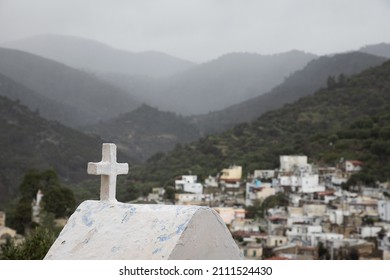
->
[146,155,390,260]
[1,154,389,260]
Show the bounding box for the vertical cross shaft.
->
[87,143,129,202]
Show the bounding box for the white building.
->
[278,155,325,193]
[310,233,344,247]
[204,175,219,188]
[231,219,260,232]
[286,225,323,246]
[279,173,325,193]
[301,175,325,193]
[287,216,314,227]
[345,160,363,173]
[280,155,308,173]
[331,176,348,186]
[147,187,165,202]
[378,200,390,222]
[175,193,202,203]
[253,170,275,180]
[360,226,382,238]
[303,204,327,217]
[327,209,345,225]
[175,175,203,194]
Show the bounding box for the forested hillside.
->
[0,95,132,201]
[130,60,390,188]
[194,52,387,134]
[85,105,201,162]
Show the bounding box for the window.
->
[253,250,257,257]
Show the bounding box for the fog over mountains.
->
[0,47,140,127]
[3,34,195,78]
[0,34,389,188]
[3,35,316,115]
[359,43,390,59]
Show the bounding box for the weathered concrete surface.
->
[45,201,242,260]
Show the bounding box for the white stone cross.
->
[87,143,129,202]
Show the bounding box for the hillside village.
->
[140,155,390,260]
[2,154,390,260]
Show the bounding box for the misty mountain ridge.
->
[102,49,317,115]
[359,42,390,58]
[0,47,140,127]
[2,34,196,78]
[194,51,388,134]
[0,72,89,127]
[3,34,320,115]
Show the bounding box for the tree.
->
[9,169,75,233]
[245,199,262,219]
[348,248,360,260]
[19,169,61,199]
[42,186,75,218]
[12,197,32,233]
[318,241,329,260]
[327,76,337,89]
[260,193,288,218]
[338,73,346,86]
[0,227,55,260]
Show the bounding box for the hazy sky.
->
[1,0,389,62]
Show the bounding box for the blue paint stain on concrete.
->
[82,212,94,227]
[121,207,137,223]
[129,206,137,216]
[152,248,162,255]
[176,222,187,235]
[157,234,170,242]
[175,206,184,217]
